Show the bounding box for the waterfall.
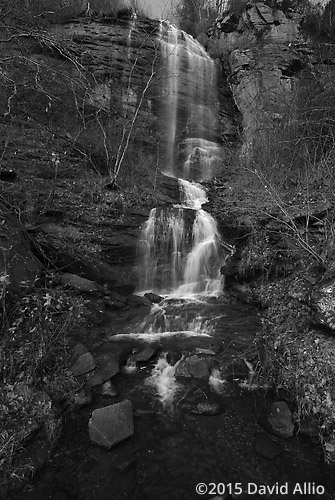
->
[132,28,234,411]
[159,22,222,181]
[138,179,233,296]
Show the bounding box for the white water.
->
[146,353,183,412]
[133,29,234,411]
[138,179,232,296]
[159,23,221,181]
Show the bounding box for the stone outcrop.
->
[50,17,161,127]
[208,2,313,156]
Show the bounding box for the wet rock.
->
[88,400,134,449]
[95,380,118,397]
[144,292,163,304]
[87,352,119,387]
[179,383,222,416]
[104,291,127,310]
[254,433,281,460]
[59,273,104,294]
[69,352,96,377]
[175,354,213,379]
[126,294,152,308]
[135,346,156,362]
[261,401,294,439]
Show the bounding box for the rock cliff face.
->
[50,16,162,139]
[208,2,314,155]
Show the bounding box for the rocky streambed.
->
[11,291,335,500]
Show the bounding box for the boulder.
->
[144,292,163,304]
[87,352,120,387]
[261,401,294,439]
[135,347,156,362]
[60,272,104,294]
[95,380,118,397]
[70,352,96,377]
[175,354,213,379]
[88,401,134,449]
[126,294,152,308]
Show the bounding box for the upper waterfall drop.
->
[159,22,222,181]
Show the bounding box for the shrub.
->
[0,284,84,491]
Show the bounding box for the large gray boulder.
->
[88,401,134,449]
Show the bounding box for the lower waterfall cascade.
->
[131,177,234,410]
[138,178,233,296]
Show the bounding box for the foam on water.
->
[146,353,183,411]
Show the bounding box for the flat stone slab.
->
[89,401,134,449]
[87,352,120,387]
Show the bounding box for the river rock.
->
[88,401,134,449]
[135,346,156,362]
[70,352,96,377]
[144,292,163,304]
[175,354,213,379]
[254,433,281,460]
[261,401,294,439]
[87,352,119,387]
[95,380,118,397]
[126,294,152,308]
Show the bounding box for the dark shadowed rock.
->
[95,380,118,397]
[135,346,156,362]
[88,400,134,449]
[260,401,294,439]
[144,292,163,304]
[60,272,104,293]
[175,354,213,379]
[126,294,152,308]
[87,352,120,387]
[70,352,96,376]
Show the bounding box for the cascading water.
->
[138,179,231,296]
[159,22,222,181]
[130,27,233,411]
